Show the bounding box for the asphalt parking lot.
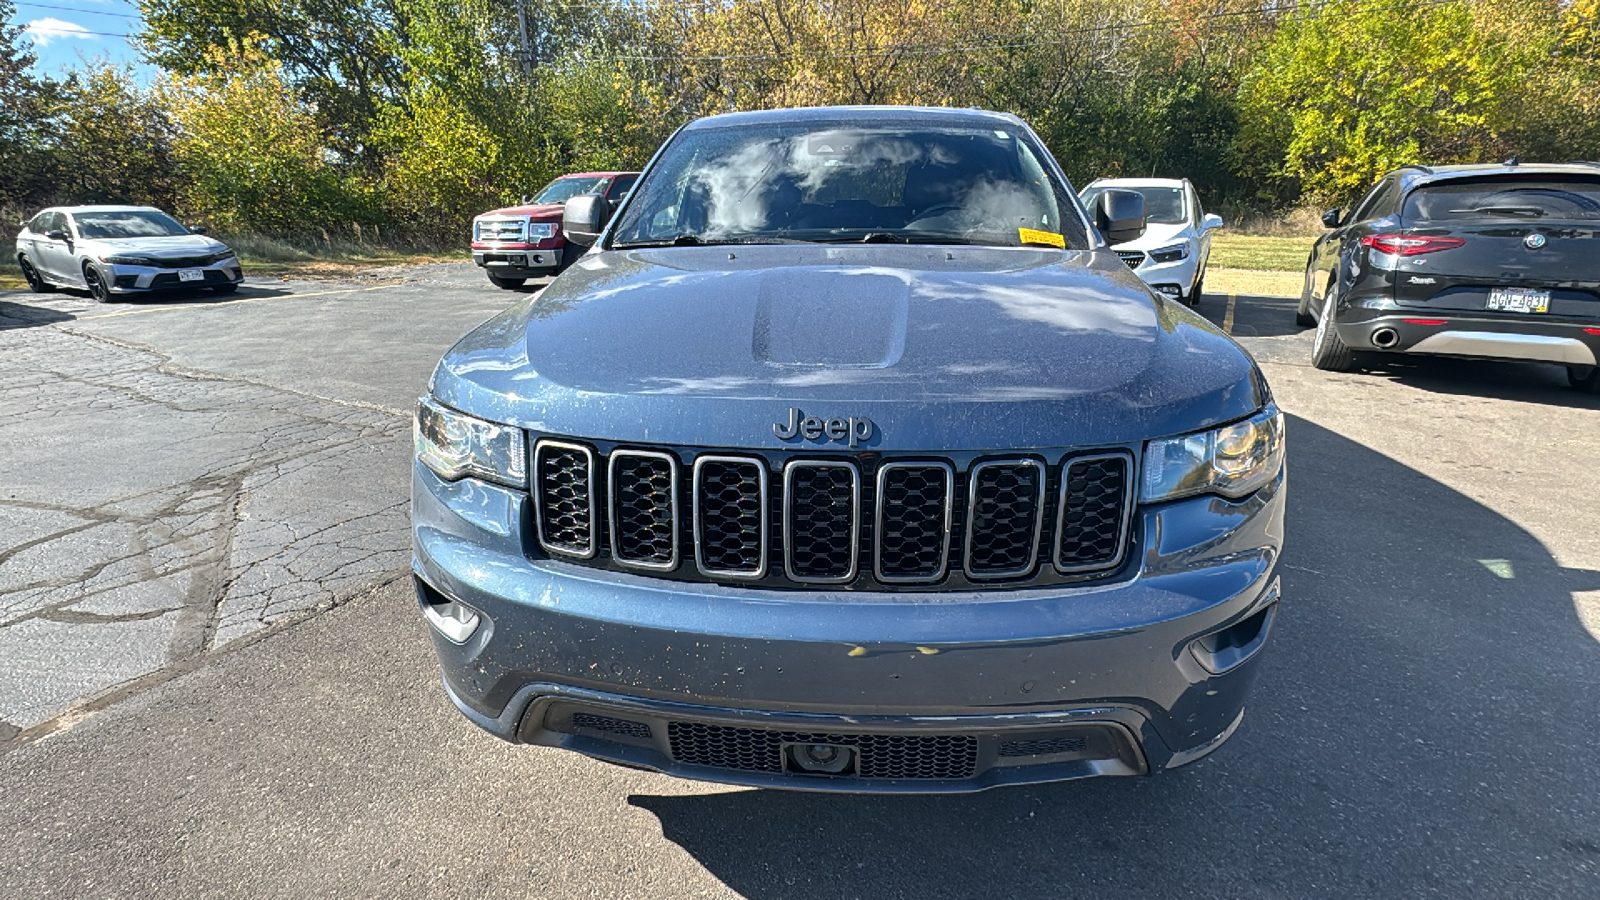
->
[2,264,1598,898]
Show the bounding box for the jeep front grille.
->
[533,441,596,558]
[607,450,677,570]
[783,461,859,583]
[965,460,1045,579]
[875,462,953,582]
[528,442,1135,589]
[692,456,767,578]
[1056,453,1133,572]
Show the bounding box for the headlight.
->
[1147,242,1190,264]
[104,254,156,265]
[1141,405,1284,502]
[414,397,527,487]
[528,222,556,240]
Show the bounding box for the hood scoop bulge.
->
[751,269,909,368]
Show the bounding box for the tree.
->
[1235,0,1529,204]
[161,47,374,236]
[50,61,180,208]
[0,0,54,206]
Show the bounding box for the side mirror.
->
[1201,213,1225,231]
[45,229,69,242]
[1097,189,1146,245]
[188,224,208,235]
[562,193,609,247]
[1321,208,1343,229]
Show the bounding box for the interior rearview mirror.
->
[563,193,610,247]
[1097,190,1146,245]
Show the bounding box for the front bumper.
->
[472,246,564,276]
[411,459,1285,792]
[105,259,243,292]
[1127,251,1200,299]
[1334,298,1600,366]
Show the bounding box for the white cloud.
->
[23,18,98,47]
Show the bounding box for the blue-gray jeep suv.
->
[412,106,1285,793]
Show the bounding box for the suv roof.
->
[1084,177,1189,189]
[684,105,1027,131]
[1398,161,1600,190]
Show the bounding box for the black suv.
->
[1299,162,1600,390]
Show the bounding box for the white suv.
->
[1079,178,1222,305]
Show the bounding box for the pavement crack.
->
[38,607,180,625]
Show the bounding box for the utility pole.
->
[514,0,534,75]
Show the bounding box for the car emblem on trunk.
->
[773,408,875,447]
[1524,233,1547,249]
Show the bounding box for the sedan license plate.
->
[178,269,205,282]
[1486,286,1549,314]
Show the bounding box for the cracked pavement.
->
[0,266,519,737]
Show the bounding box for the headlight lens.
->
[528,222,556,240]
[1147,242,1190,264]
[104,254,156,265]
[1141,405,1284,502]
[414,397,526,487]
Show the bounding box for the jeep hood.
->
[431,245,1265,450]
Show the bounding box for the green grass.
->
[1208,233,1316,272]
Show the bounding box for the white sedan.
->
[1080,178,1222,305]
[14,205,244,303]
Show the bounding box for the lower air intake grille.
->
[1056,453,1132,572]
[667,722,978,779]
[784,462,858,582]
[966,460,1044,578]
[694,457,766,577]
[535,441,596,556]
[571,713,652,740]
[999,735,1088,757]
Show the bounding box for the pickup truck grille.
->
[529,439,1135,590]
[475,216,528,242]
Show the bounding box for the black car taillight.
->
[1359,234,1465,256]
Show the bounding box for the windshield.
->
[609,121,1082,249]
[1404,176,1600,222]
[1079,186,1188,226]
[72,210,190,239]
[534,177,610,205]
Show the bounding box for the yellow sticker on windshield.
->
[1018,228,1065,249]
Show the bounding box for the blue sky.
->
[8,0,153,78]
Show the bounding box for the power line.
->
[12,2,142,18]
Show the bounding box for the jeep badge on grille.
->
[773,408,875,447]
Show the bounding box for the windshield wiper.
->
[613,234,807,249]
[805,230,992,246]
[1450,206,1546,218]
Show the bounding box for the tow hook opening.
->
[1190,603,1276,675]
[416,576,483,644]
[783,742,858,776]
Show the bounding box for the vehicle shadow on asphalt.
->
[0,299,73,330]
[1204,292,1308,339]
[629,415,1600,898]
[1359,357,1600,410]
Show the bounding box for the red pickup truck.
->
[470,171,640,289]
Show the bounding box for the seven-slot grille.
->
[529,439,1134,587]
[1115,249,1144,268]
